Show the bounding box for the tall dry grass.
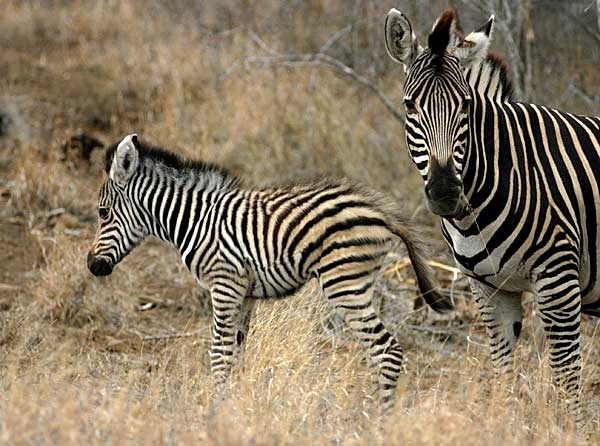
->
[2,263,599,444]
[0,0,599,444]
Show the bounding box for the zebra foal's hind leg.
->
[470,280,523,380]
[317,263,403,416]
[235,297,256,357]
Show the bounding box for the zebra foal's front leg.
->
[208,274,251,390]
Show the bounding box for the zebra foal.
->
[87,134,452,413]
[384,7,600,423]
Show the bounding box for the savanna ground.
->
[0,1,599,444]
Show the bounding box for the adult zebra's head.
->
[87,134,149,276]
[385,8,494,218]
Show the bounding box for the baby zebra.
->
[87,134,452,413]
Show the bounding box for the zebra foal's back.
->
[227,180,433,299]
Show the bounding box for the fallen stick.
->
[0,283,23,291]
[132,327,209,341]
[427,260,462,275]
[385,258,463,276]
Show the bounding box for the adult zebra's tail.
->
[389,221,454,313]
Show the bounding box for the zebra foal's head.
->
[88,134,149,276]
[384,8,494,218]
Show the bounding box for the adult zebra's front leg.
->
[208,271,252,387]
[470,280,523,379]
[534,261,583,424]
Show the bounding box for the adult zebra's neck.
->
[461,92,507,211]
[453,54,516,228]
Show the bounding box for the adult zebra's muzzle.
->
[87,252,113,277]
[425,158,466,218]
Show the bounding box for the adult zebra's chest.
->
[441,218,532,293]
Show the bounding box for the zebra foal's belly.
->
[247,256,309,299]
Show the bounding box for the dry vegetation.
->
[0,1,599,444]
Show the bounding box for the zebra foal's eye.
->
[404,99,417,115]
[98,207,110,219]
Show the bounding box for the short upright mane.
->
[464,52,515,102]
[104,139,236,183]
[429,9,456,55]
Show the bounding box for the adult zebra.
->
[87,134,452,413]
[384,8,600,422]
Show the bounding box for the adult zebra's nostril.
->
[87,253,113,277]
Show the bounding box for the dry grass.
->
[0,1,599,444]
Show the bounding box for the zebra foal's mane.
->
[104,139,240,188]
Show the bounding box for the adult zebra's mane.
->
[463,52,515,102]
[449,10,515,102]
[104,139,240,188]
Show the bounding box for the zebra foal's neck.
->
[105,140,240,246]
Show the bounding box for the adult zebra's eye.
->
[98,207,110,220]
[404,99,417,115]
[461,98,471,114]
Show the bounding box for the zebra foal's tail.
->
[389,221,454,313]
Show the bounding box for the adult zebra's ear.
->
[453,15,494,66]
[110,134,139,185]
[428,8,458,57]
[385,9,421,71]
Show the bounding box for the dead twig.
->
[131,327,209,341]
[220,52,404,122]
[385,257,463,276]
[0,283,23,291]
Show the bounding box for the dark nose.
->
[425,158,462,202]
[87,252,113,277]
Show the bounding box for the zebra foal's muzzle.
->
[87,252,113,277]
[424,158,466,218]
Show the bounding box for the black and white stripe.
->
[87,134,452,414]
[386,8,600,423]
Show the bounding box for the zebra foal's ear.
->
[453,15,494,66]
[110,134,139,184]
[385,9,420,71]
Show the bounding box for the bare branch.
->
[563,7,600,45]
[132,327,209,341]
[319,22,356,54]
[565,84,600,113]
[248,30,280,56]
[597,0,600,33]
[221,53,404,122]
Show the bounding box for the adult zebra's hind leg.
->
[470,279,523,378]
[317,264,403,416]
[534,265,583,426]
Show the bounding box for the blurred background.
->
[2,1,599,218]
[0,1,599,444]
